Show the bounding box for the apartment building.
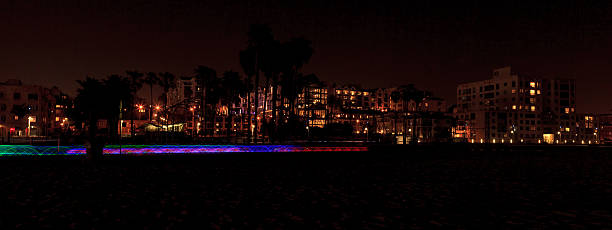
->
[0,79,69,138]
[455,66,576,143]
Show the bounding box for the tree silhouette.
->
[221,70,245,138]
[72,77,107,159]
[125,71,145,138]
[144,72,160,121]
[245,24,275,142]
[158,72,176,134]
[103,74,137,142]
[240,48,256,141]
[194,65,218,136]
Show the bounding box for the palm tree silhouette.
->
[240,48,256,142]
[73,77,107,160]
[245,24,274,143]
[125,71,144,138]
[194,65,217,137]
[144,72,160,121]
[221,71,245,138]
[103,74,137,142]
[158,72,176,134]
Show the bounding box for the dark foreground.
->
[2,145,612,229]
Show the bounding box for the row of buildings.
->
[0,79,71,141]
[1,66,611,144]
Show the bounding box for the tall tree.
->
[221,71,246,138]
[144,72,160,121]
[240,48,256,141]
[245,24,274,142]
[103,74,137,142]
[279,37,314,122]
[194,65,217,137]
[125,71,144,138]
[158,72,176,134]
[72,77,107,160]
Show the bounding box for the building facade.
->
[455,67,576,143]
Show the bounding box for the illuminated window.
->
[565,127,570,132]
[512,89,516,94]
[55,117,60,122]
[530,106,536,111]
[512,105,517,110]
[530,82,536,88]
[564,108,570,114]
[537,90,541,95]
[529,90,536,96]
[55,104,61,108]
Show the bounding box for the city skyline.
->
[2,1,612,113]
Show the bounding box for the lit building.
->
[598,114,612,144]
[297,83,328,128]
[575,113,599,144]
[455,66,576,143]
[0,79,70,139]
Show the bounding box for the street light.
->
[27,116,33,137]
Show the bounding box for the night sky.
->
[2,0,612,113]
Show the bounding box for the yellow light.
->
[530,82,536,88]
[530,90,536,96]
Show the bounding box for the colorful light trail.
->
[0,145,368,156]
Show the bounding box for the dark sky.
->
[2,0,612,112]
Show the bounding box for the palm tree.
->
[194,65,217,137]
[245,24,274,142]
[143,72,160,121]
[72,77,107,160]
[103,74,137,142]
[158,72,176,136]
[240,48,256,141]
[221,71,245,138]
[280,37,314,123]
[125,71,144,138]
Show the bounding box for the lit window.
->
[512,89,516,94]
[530,82,536,88]
[529,90,536,95]
[564,108,570,114]
[565,127,570,132]
[537,90,541,95]
[531,106,535,111]
[512,105,517,110]
[55,117,60,122]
